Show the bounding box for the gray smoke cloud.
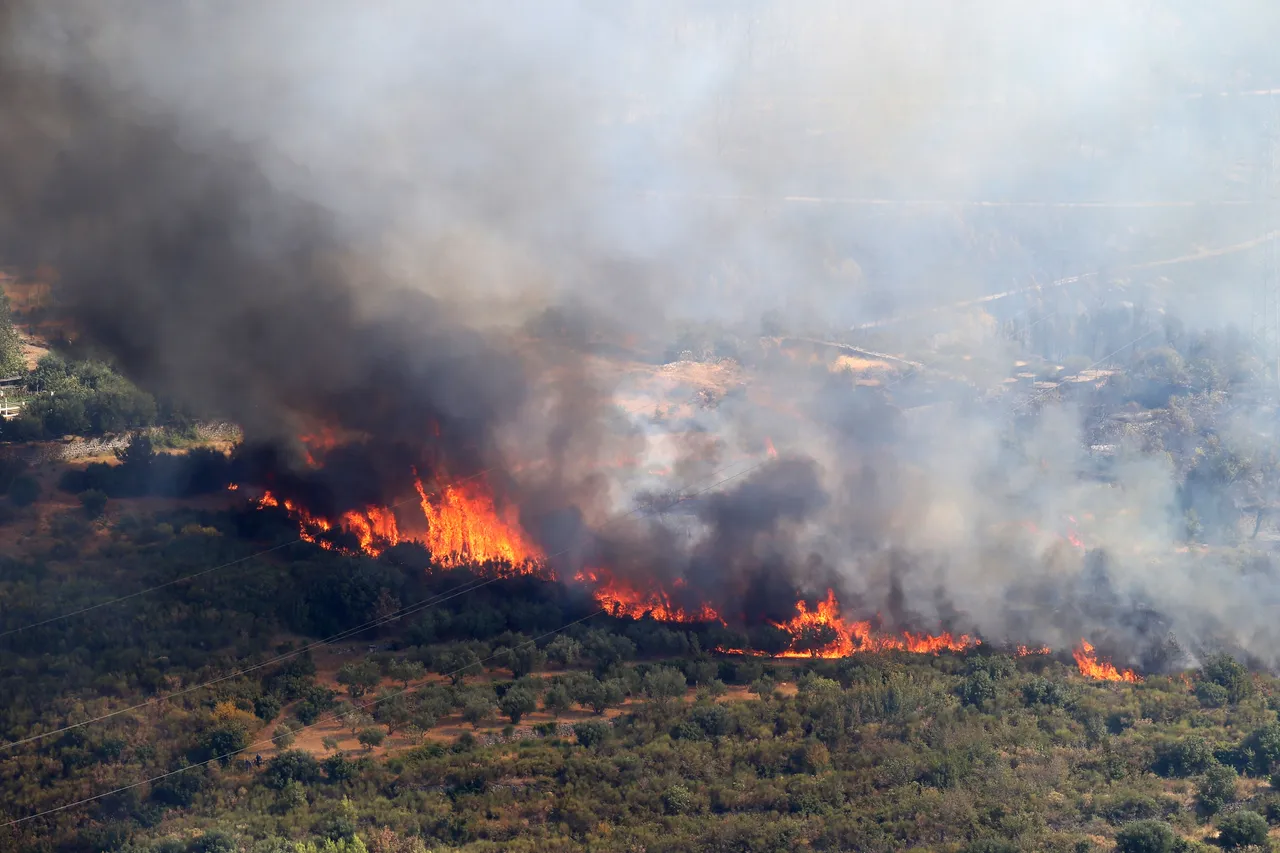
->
[4,0,1280,667]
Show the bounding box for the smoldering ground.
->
[4,1,1280,666]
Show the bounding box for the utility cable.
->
[0,609,606,829]
[0,468,495,639]
[1,458,764,751]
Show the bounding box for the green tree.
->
[1196,762,1238,816]
[545,635,582,668]
[543,683,573,718]
[1215,810,1269,850]
[356,727,386,751]
[0,291,26,378]
[1202,654,1254,704]
[77,488,108,518]
[1113,819,1177,853]
[462,695,495,729]
[643,666,688,706]
[272,720,301,749]
[385,659,424,688]
[336,660,381,699]
[499,687,539,725]
[9,474,39,508]
[497,640,547,678]
[959,671,995,707]
[573,720,610,748]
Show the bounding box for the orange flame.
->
[1016,644,1051,657]
[763,589,977,659]
[765,437,778,458]
[414,477,542,571]
[575,569,723,623]
[340,506,401,556]
[299,427,340,467]
[1073,639,1141,683]
[226,483,239,491]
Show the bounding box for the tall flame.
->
[415,477,542,571]
[1073,639,1141,683]
[765,589,977,658]
[257,473,539,571]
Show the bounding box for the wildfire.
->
[299,427,341,467]
[340,506,401,556]
[765,589,977,659]
[765,437,778,458]
[1016,644,1051,657]
[1073,639,1141,683]
[415,477,542,572]
[259,491,336,550]
[574,570,723,623]
[257,472,539,570]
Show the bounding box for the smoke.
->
[4,1,1280,666]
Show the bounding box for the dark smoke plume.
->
[7,2,1280,667]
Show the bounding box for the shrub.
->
[499,687,539,725]
[1215,810,1268,850]
[573,721,610,748]
[1113,819,1177,853]
[1196,763,1237,815]
[1194,681,1230,708]
[77,489,108,518]
[1152,736,1215,778]
[1201,655,1254,704]
[959,671,996,707]
[261,750,322,789]
[9,475,39,508]
[357,727,386,750]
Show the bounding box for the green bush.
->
[1215,810,1268,849]
[9,474,39,507]
[1113,819,1178,853]
[1196,763,1237,815]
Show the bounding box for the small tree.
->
[272,720,301,749]
[573,720,609,748]
[386,659,424,689]
[78,489,108,518]
[643,666,688,707]
[1216,810,1269,850]
[9,475,39,508]
[543,683,573,718]
[462,695,495,729]
[336,660,382,699]
[545,635,582,668]
[1113,819,1177,853]
[1196,762,1238,816]
[357,727,386,751]
[1201,654,1254,704]
[321,736,340,753]
[499,687,539,725]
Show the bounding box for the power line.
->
[0,608,607,830]
[0,457,769,828]
[0,468,495,640]
[0,458,765,751]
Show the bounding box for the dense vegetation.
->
[4,300,1280,852]
[1,491,1280,852]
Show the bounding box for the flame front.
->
[765,589,977,659]
[1016,644,1051,657]
[1073,639,1141,682]
[575,570,723,624]
[415,478,542,571]
[258,473,539,570]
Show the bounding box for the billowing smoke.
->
[4,1,1280,668]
